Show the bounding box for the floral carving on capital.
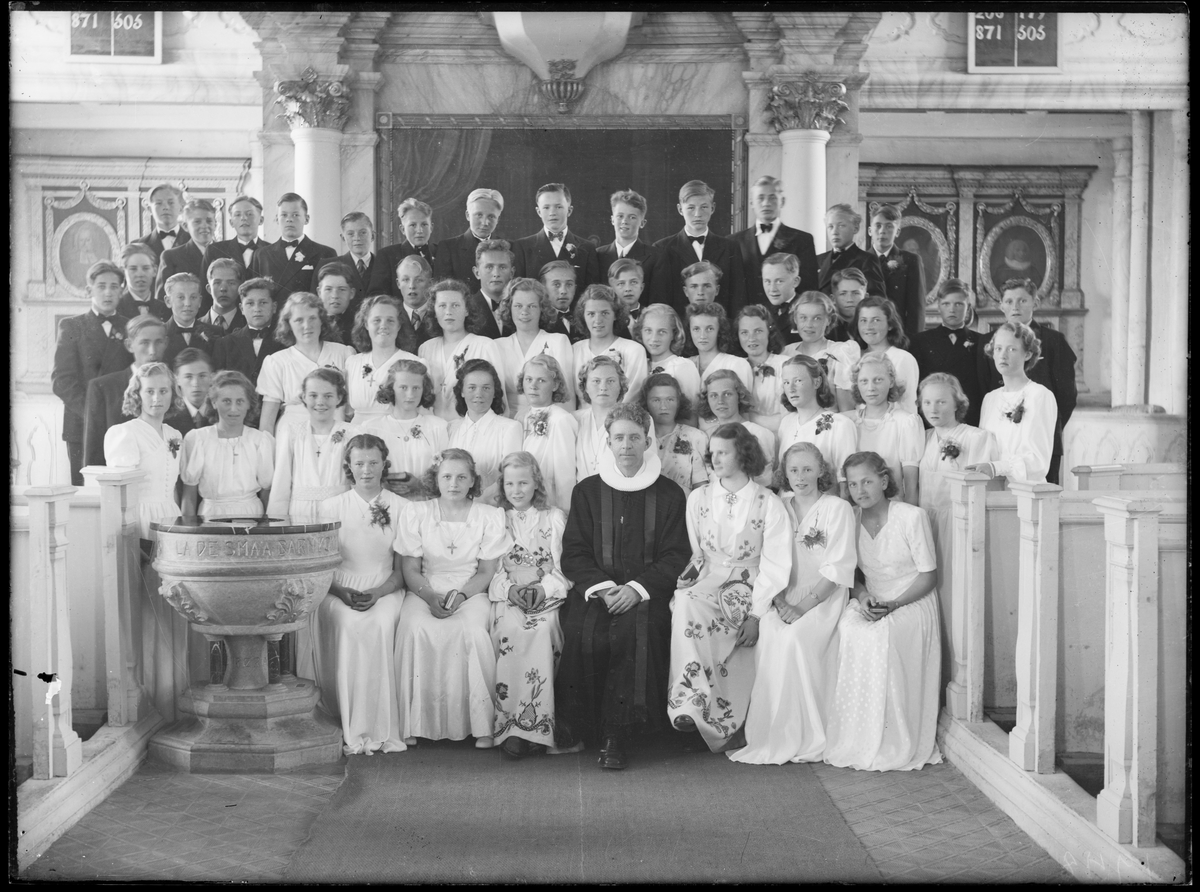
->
[766,76,848,134]
[274,67,351,131]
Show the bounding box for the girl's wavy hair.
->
[572,284,630,336]
[698,368,753,421]
[201,369,260,425]
[917,372,970,423]
[843,450,899,499]
[496,450,549,511]
[375,359,436,408]
[852,295,910,351]
[453,358,507,417]
[791,290,838,338]
[517,354,570,405]
[637,372,692,422]
[274,292,341,346]
[635,303,687,357]
[983,321,1042,371]
[704,422,767,479]
[121,361,184,418]
[426,279,492,338]
[421,447,483,500]
[341,433,392,483]
[850,353,905,406]
[780,354,836,411]
[498,278,559,332]
[733,303,780,357]
[685,301,734,354]
[577,354,628,404]
[350,294,406,353]
[774,441,836,493]
[297,367,349,408]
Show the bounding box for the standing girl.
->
[359,359,448,499]
[516,354,578,512]
[637,303,702,422]
[775,354,858,498]
[845,353,923,505]
[852,295,920,415]
[495,278,575,414]
[418,279,503,421]
[783,291,860,412]
[447,358,523,502]
[639,373,708,495]
[736,305,790,433]
[686,301,752,392]
[344,295,421,425]
[574,355,627,482]
[571,284,648,405]
[699,369,776,487]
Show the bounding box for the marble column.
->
[825,76,867,233]
[1164,109,1189,416]
[1125,111,1151,406]
[1109,137,1132,406]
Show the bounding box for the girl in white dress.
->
[640,372,707,494]
[852,295,921,415]
[418,280,503,421]
[489,452,570,758]
[571,285,648,405]
[344,295,421,425]
[667,423,792,752]
[258,292,356,435]
[824,451,943,772]
[359,359,449,499]
[782,291,860,411]
[736,305,789,433]
[574,355,626,481]
[394,448,510,746]
[448,358,523,503]
[776,354,857,498]
[637,303,702,423]
[699,369,776,487]
[515,354,578,512]
[917,373,999,691]
[731,442,855,764]
[180,370,274,518]
[103,361,184,539]
[495,278,575,414]
[686,301,752,392]
[266,368,353,522]
[313,434,408,755]
[845,353,923,505]
[970,322,1058,484]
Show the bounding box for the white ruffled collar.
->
[598,438,662,492]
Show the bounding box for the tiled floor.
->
[23,754,1073,882]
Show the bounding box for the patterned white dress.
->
[393,499,510,742]
[730,493,855,764]
[103,418,182,538]
[666,480,792,752]
[345,350,421,425]
[777,409,859,482]
[418,334,504,422]
[179,425,274,518]
[313,489,409,755]
[488,506,569,748]
[824,500,943,771]
[655,424,709,495]
[518,404,578,512]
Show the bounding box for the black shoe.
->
[554,718,578,750]
[673,715,697,731]
[501,737,529,759]
[598,734,628,770]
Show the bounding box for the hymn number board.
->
[968,13,1059,73]
[68,11,162,63]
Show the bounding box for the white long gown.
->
[666,480,792,752]
[977,381,1057,484]
[517,404,578,512]
[103,417,182,537]
[488,506,569,748]
[179,425,274,518]
[418,334,504,422]
[824,500,943,772]
[448,409,524,498]
[730,492,855,764]
[313,489,409,755]
[266,420,354,522]
[393,499,510,742]
[776,409,858,483]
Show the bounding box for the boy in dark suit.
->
[52,260,133,484]
[597,189,657,291]
[371,198,436,299]
[154,198,219,312]
[608,258,647,329]
[250,192,337,302]
[136,183,190,259]
[735,175,819,306]
[869,204,927,341]
[471,239,512,339]
[817,203,886,300]
[166,347,214,436]
[512,183,600,291]
[541,260,580,341]
[651,179,745,317]
[394,254,433,348]
[315,261,361,345]
[975,278,1078,484]
[200,258,247,333]
[318,211,376,296]
[759,252,804,349]
[116,242,170,321]
[162,273,223,368]
[433,188,504,295]
[828,267,868,343]
[210,278,281,389]
[911,278,984,427]
[209,195,267,276]
[81,315,169,468]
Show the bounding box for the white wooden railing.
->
[1073,462,1186,492]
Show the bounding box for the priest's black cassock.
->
[555,472,690,743]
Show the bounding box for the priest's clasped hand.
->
[601,585,641,615]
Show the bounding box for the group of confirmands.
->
[52,174,1075,771]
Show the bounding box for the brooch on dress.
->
[529,411,549,437]
[815,413,833,434]
[755,364,776,378]
[330,429,346,444]
[167,437,181,458]
[672,437,693,455]
[361,364,373,378]
[800,527,826,549]
[408,424,423,440]
[940,440,962,460]
[369,500,392,529]
[1003,401,1026,424]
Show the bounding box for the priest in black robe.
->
[555,403,691,770]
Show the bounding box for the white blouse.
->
[573,337,650,406]
[978,381,1057,484]
[418,334,504,422]
[496,331,575,415]
[345,350,421,424]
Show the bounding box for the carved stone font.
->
[766,75,848,133]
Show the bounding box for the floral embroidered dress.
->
[497,331,575,414]
[730,493,855,765]
[418,334,503,422]
[103,417,182,538]
[572,337,649,406]
[824,500,943,772]
[519,404,579,512]
[448,409,524,498]
[647,355,703,421]
[257,342,357,431]
[392,500,511,742]
[313,489,409,755]
[977,381,1057,484]
[782,340,861,392]
[359,414,449,486]
[845,404,923,499]
[179,425,275,518]
[655,424,708,494]
[266,421,354,523]
[345,350,421,425]
[777,409,858,482]
[747,353,790,433]
[488,506,569,749]
[666,480,792,752]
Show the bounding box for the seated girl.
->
[735,305,790,433]
[516,354,578,512]
[686,301,752,393]
[852,295,920,415]
[489,452,572,759]
[844,353,923,506]
[574,354,627,482]
[782,291,860,411]
[637,303,702,422]
[180,370,274,519]
[699,369,776,487]
[639,372,708,495]
[495,278,575,414]
[823,451,942,772]
[447,358,523,504]
[344,295,421,425]
[776,354,857,498]
[570,284,648,404]
[313,434,408,755]
[666,423,792,753]
[360,359,449,498]
[418,279,503,421]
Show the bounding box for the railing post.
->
[1072,463,1124,491]
[943,470,991,722]
[27,484,83,778]
[1094,496,1161,847]
[1007,481,1061,773]
[82,465,148,727]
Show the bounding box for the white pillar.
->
[1164,109,1189,416]
[1108,137,1132,406]
[1125,112,1151,405]
[779,129,831,240]
[943,470,991,723]
[291,127,344,251]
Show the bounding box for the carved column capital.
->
[274,67,352,131]
[765,74,848,133]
